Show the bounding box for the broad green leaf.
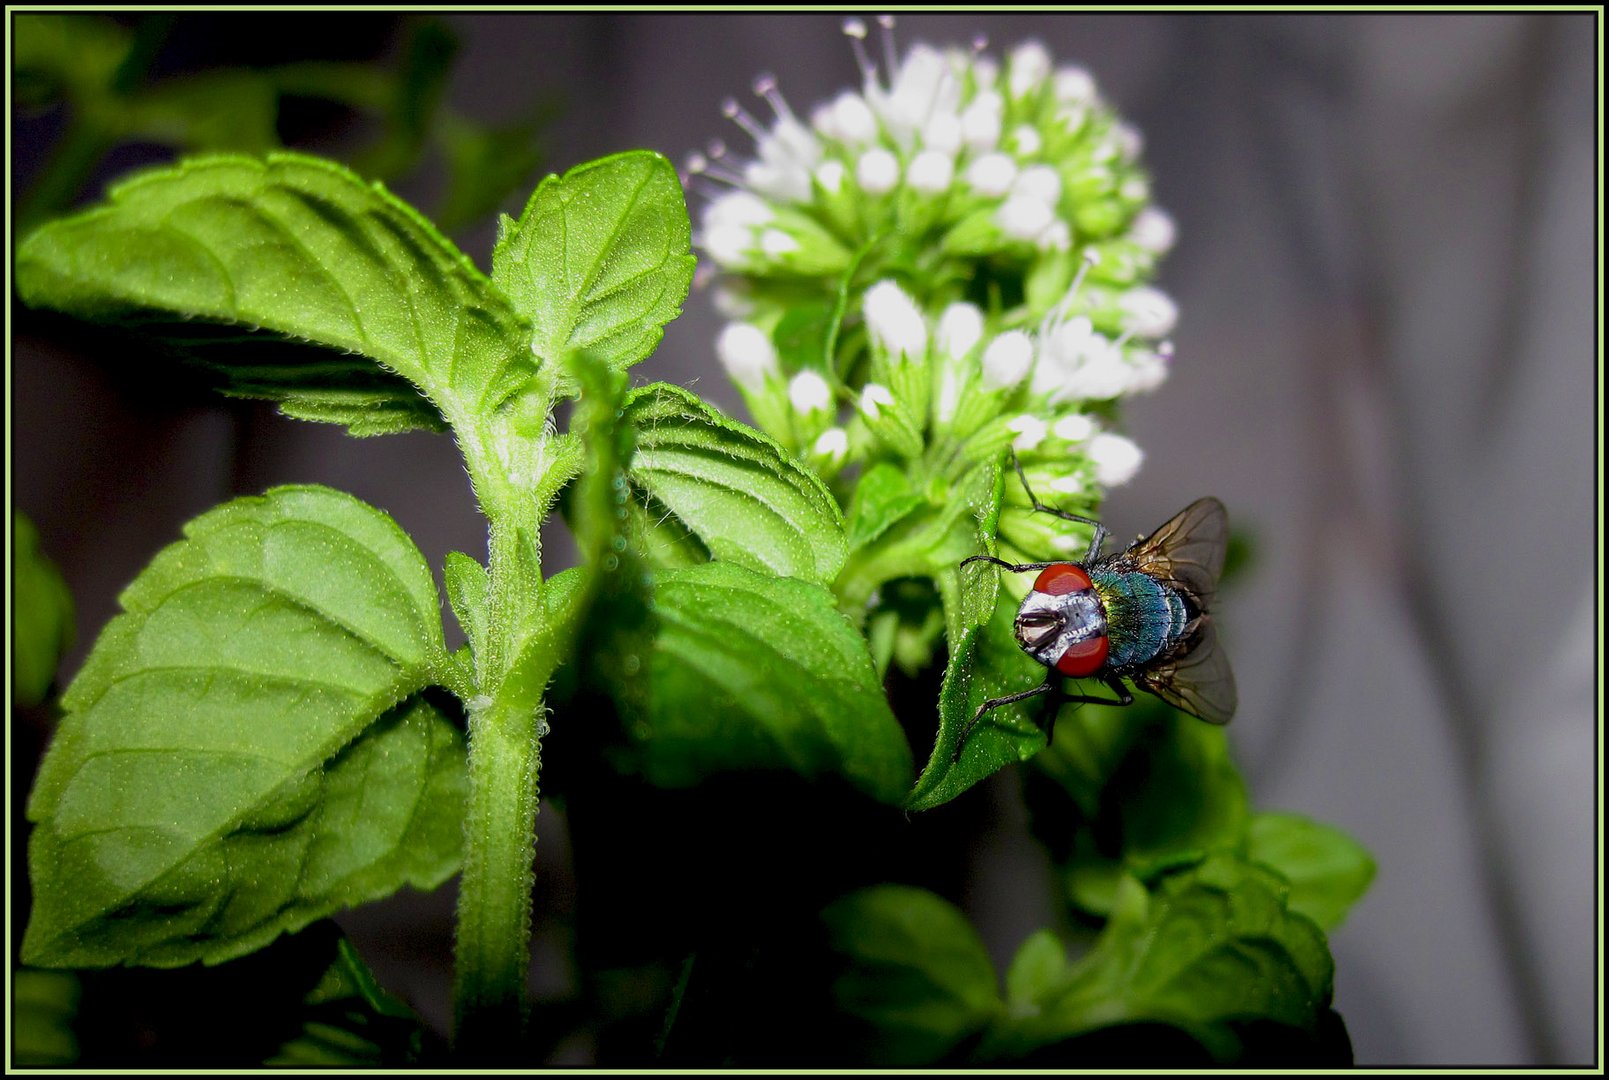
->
[844,463,923,553]
[268,937,425,1066]
[640,562,912,804]
[13,512,75,707]
[493,150,694,373]
[11,969,81,1066]
[443,550,490,659]
[25,486,465,968]
[623,383,846,585]
[1113,713,1249,879]
[822,885,1001,1066]
[15,153,533,435]
[1248,813,1376,931]
[1004,929,1069,1012]
[905,592,1047,812]
[994,857,1335,1063]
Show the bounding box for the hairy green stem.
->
[453,689,541,1059]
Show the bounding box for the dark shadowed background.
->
[11,11,1598,1066]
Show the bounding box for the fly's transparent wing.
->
[1134,618,1237,724]
[1121,497,1228,608]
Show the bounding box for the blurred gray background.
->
[12,12,1598,1066]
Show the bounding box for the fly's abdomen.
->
[1093,569,1187,669]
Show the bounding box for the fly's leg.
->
[959,554,1061,573]
[951,677,1056,761]
[1012,450,1108,563]
[1060,674,1133,713]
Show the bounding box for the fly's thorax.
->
[1015,564,1110,677]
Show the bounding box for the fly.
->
[954,456,1237,758]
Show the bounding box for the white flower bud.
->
[1053,65,1097,103]
[960,91,1003,152]
[921,112,963,155]
[981,331,1034,389]
[964,152,1017,197]
[907,149,955,194]
[1010,124,1043,157]
[1008,40,1052,98]
[1120,287,1179,338]
[1052,414,1095,443]
[1007,413,1048,451]
[936,302,985,360]
[760,228,800,257]
[702,190,773,229]
[998,194,1055,240]
[814,160,847,194]
[1129,207,1177,253]
[863,280,929,361]
[716,323,778,390]
[1013,164,1062,206]
[1089,432,1143,487]
[859,382,896,420]
[812,427,850,463]
[856,148,900,195]
[703,224,755,266]
[1037,219,1072,252]
[1112,122,1144,160]
[831,91,880,144]
[788,370,833,415]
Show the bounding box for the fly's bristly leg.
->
[959,554,1060,574]
[951,677,1056,761]
[1011,450,1108,562]
[1060,674,1133,713]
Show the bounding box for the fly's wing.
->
[1121,497,1228,608]
[1134,618,1237,724]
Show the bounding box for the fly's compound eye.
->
[1014,610,1063,650]
[1033,563,1093,595]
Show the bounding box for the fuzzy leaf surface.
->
[24,486,464,968]
[493,150,694,373]
[15,153,532,434]
[624,383,846,585]
[641,562,911,803]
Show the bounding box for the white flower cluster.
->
[698,19,1180,559]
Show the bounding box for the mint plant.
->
[15,19,1374,1068]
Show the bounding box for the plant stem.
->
[453,688,541,1060]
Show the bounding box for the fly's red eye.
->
[1055,635,1109,677]
[1033,563,1092,595]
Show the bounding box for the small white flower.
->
[936,302,985,360]
[1112,121,1144,160]
[907,149,955,195]
[934,369,961,423]
[964,152,1017,197]
[1013,164,1062,206]
[827,91,879,144]
[998,194,1055,241]
[1007,413,1048,450]
[981,331,1034,389]
[812,426,850,461]
[1007,40,1052,99]
[1120,175,1150,202]
[703,190,774,229]
[716,323,778,390]
[814,160,847,194]
[856,148,900,195]
[959,91,1003,152]
[1127,347,1171,393]
[1129,206,1177,253]
[863,280,929,361]
[1049,473,1085,494]
[1120,287,1179,338]
[1010,124,1043,157]
[760,228,800,257]
[1053,65,1097,104]
[1052,414,1095,443]
[788,370,833,415]
[860,382,896,419]
[921,111,963,155]
[1088,431,1143,486]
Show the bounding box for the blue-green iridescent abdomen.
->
[1091,568,1190,670]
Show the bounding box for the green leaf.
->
[1112,713,1249,879]
[1003,929,1069,1012]
[268,937,426,1066]
[844,463,923,553]
[905,591,1047,812]
[24,486,465,968]
[13,512,76,707]
[623,383,847,585]
[639,562,912,804]
[995,856,1335,1063]
[1248,813,1376,931]
[15,153,533,436]
[11,969,81,1066]
[822,885,1002,1066]
[493,150,694,373]
[443,550,490,660]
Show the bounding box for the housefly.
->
[953,457,1237,757]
